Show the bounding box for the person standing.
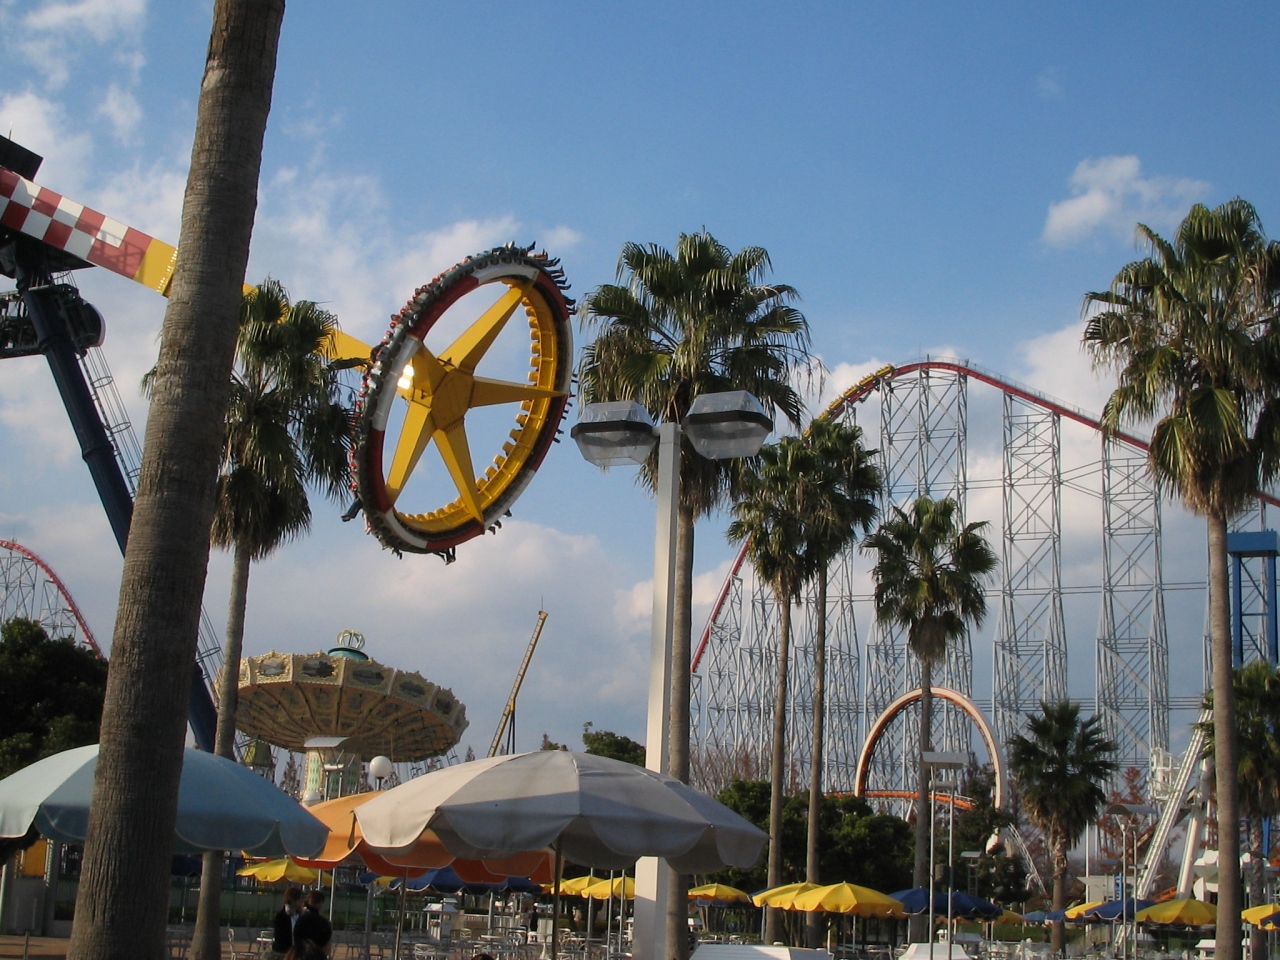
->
[269,887,303,960]
[293,889,334,955]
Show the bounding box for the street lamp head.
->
[682,391,773,460]
[571,400,658,466]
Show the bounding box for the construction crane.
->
[488,611,548,757]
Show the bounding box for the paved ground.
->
[0,935,246,958]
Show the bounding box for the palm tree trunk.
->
[1209,512,1242,960]
[66,5,284,960]
[909,658,934,944]
[191,539,253,960]
[765,593,793,946]
[1050,836,1066,955]
[805,571,827,949]
[666,501,695,960]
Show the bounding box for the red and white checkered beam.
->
[0,165,177,295]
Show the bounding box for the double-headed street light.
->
[1105,802,1158,960]
[922,750,968,960]
[573,390,772,960]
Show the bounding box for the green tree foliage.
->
[0,618,108,778]
[708,778,913,893]
[1008,701,1117,952]
[950,764,1031,904]
[581,723,645,765]
[1083,199,1280,960]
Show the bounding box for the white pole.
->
[633,422,680,960]
[929,767,937,960]
[947,790,955,948]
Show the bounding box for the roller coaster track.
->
[692,357,1278,675]
[0,538,100,653]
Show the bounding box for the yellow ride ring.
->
[354,246,574,558]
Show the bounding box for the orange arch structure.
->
[853,686,1006,809]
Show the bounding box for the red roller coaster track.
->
[0,538,101,654]
[690,358,1280,673]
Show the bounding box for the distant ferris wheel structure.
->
[0,539,100,654]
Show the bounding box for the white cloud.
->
[1043,156,1209,248]
[1016,322,1113,416]
[17,0,146,87]
[0,90,92,190]
[540,225,582,251]
[1036,68,1063,99]
[97,84,142,143]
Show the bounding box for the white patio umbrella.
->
[355,751,766,960]
[0,744,327,857]
[354,750,767,871]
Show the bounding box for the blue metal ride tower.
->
[1228,530,1280,667]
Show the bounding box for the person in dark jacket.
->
[270,886,303,959]
[293,889,334,954]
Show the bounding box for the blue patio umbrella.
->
[1086,899,1155,922]
[890,888,1002,920]
[0,744,326,858]
[1023,910,1049,923]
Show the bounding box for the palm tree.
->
[727,436,808,944]
[1200,661,1280,960]
[798,419,881,947]
[863,496,996,942]
[580,231,810,959]
[729,422,879,943]
[1083,199,1280,960]
[66,5,286,960]
[1008,701,1118,955]
[188,280,352,960]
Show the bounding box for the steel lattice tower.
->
[689,359,1193,808]
[992,394,1067,748]
[864,366,971,796]
[1096,440,1169,780]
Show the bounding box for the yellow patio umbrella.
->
[999,909,1028,923]
[581,876,635,900]
[237,858,318,884]
[1135,898,1216,926]
[546,875,601,896]
[688,883,753,904]
[1242,904,1280,925]
[752,882,822,909]
[789,882,905,918]
[1065,900,1107,920]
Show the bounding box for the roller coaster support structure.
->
[0,143,216,751]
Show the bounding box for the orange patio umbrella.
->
[293,792,552,881]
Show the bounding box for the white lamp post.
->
[1105,803,1157,960]
[922,751,967,960]
[573,391,773,960]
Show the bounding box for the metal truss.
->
[1095,441,1168,784]
[0,539,98,651]
[689,359,1202,815]
[992,394,1067,748]
[865,366,971,797]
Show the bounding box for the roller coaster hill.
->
[687,359,1280,897]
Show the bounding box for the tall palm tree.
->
[727,436,807,945]
[67,4,286,960]
[863,496,996,942]
[188,279,352,960]
[1083,199,1280,960]
[798,419,881,947]
[580,231,810,959]
[1200,661,1280,960]
[1008,701,1118,955]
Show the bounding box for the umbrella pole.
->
[364,881,374,960]
[393,873,408,960]
[605,871,614,958]
[551,843,563,960]
[586,870,595,953]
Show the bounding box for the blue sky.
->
[1,1,1277,761]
